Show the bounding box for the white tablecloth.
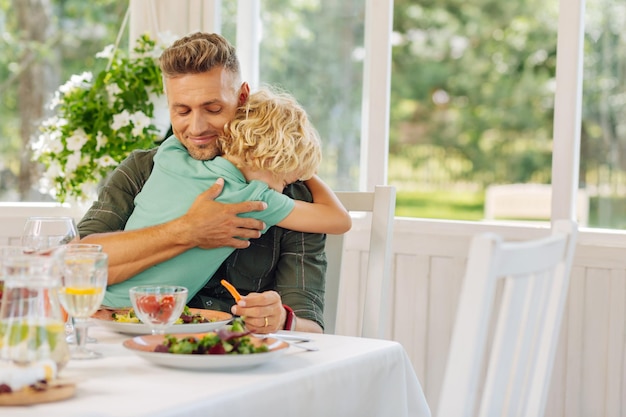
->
[4,325,431,417]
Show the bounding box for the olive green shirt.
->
[77,148,328,329]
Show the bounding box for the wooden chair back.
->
[324,185,396,338]
[437,219,578,417]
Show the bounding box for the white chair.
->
[436,219,578,417]
[323,185,396,338]
[483,183,589,226]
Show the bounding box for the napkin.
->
[0,359,57,392]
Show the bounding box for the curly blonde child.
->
[218,86,322,182]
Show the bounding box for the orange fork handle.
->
[220,279,242,302]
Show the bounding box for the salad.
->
[155,318,269,355]
[111,305,211,324]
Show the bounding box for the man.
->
[78,32,326,334]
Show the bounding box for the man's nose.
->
[189,112,208,134]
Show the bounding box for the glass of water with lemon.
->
[58,243,103,344]
[57,251,108,359]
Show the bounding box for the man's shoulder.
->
[126,147,158,162]
[119,147,158,172]
[104,147,158,187]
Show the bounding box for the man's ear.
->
[238,82,250,105]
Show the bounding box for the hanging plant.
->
[32,33,171,203]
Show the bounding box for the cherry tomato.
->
[160,295,175,306]
[158,301,174,321]
[137,295,160,315]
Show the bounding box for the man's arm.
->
[229,182,327,334]
[230,226,326,334]
[78,149,266,285]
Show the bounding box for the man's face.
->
[165,68,247,161]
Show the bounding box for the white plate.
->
[122,333,289,370]
[92,308,233,335]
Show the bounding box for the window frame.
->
[130,0,588,227]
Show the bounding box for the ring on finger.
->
[264,316,269,327]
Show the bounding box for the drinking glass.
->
[58,243,103,344]
[21,217,81,340]
[129,286,188,335]
[21,216,79,254]
[0,245,29,306]
[0,254,70,370]
[57,251,108,359]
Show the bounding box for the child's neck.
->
[222,154,256,183]
[222,154,280,190]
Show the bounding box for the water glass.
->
[0,254,70,370]
[57,251,108,359]
[0,245,29,306]
[21,216,79,254]
[56,243,103,344]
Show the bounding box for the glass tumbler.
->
[0,254,70,370]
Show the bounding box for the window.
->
[3,0,623,232]
[0,1,125,201]
[581,0,626,229]
[390,0,560,221]
[254,1,367,191]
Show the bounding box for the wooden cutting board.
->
[0,380,76,406]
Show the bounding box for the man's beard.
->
[186,143,220,161]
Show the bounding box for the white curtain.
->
[129,0,221,42]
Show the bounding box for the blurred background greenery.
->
[1,0,624,229]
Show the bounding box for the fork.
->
[258,334,319,352]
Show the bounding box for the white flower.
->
[48,91,61,110]
[112,109,131,130]
[66,128,89,152]
[59,72,93,94]
[45,160,64,180]
[31,135,46,159]
[96,155,117,167]
[40,115,66,131]
[32,130,64,157]
[46,130,65,154]
[96,44,115,60]
[95,131,108,151]
[65,152,83,172]
[105,83,122,102]
[131,111,151,136]
[49,138,64,154]
[41,116,59,129]
[34,33,165,202]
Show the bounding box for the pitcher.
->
[0,254,70,370]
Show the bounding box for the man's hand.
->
[182,178,267,249]
[81,178,267,284]
[231,291,286,334]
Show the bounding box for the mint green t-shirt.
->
[103,136,295,307]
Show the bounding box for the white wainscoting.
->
[335,217,626,417]
[1,206,624,416]
[0,202,85,245]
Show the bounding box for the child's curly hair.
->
[218,86,322,181]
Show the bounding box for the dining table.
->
[2,322,431,417]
